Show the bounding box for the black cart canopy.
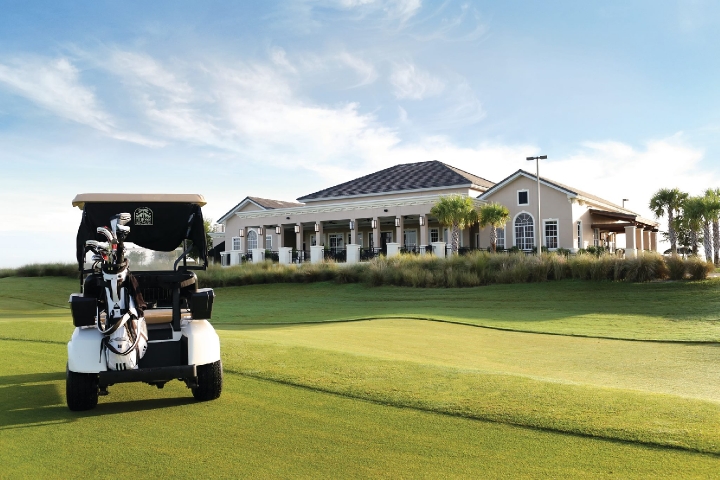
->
[73,193,207,269]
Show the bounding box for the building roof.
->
[297,160,495,202]
[218,196,304,224]
[479,169,658,225]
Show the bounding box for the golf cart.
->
[66,193,222,411]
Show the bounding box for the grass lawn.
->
[1,276,720,477]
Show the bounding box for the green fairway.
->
[1,277,720,477]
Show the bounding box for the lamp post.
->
[526,155,547,255]
[622,199,629,209]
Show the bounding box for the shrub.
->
[568,254,593,280]
[5,263,79,279]
[624,252,667,282]
[665,255,687,280]
[685,257,714,280]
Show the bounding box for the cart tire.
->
[192,360,223,401]
[66,369,99,411]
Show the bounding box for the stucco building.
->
[216,161,658,265]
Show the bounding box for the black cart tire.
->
[192,360,223,401]
[66,368,99,411]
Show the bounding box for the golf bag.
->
[88,213,148,371]
[98,265,148,370]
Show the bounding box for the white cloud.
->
[390,62,444,99]
[269,47,297,73]
[0,56,161,146]
[0,57,113,130]
[384,0,422,23]
[107,50,193,102]
[336,52,378,86]
[541,134,719,222]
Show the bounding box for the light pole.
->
[622,199,629,209]
[526,155,547,255]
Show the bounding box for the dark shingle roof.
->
[297,161,494,202]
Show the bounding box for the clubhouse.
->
[215,160,659,265]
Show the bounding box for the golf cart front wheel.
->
[192,360,223,401]
[66,369,99,411]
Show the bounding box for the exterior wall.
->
[572,202,597,250]
[479,176,573,250]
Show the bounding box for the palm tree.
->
[430,195,479,254]
[649,188,688,255]
[681,196,705,257]
[697,192,720,262]
[705,188,720,265]
[478,202,510,252]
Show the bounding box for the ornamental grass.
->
[3,253,713,288]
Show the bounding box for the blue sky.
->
[1,0,719,266]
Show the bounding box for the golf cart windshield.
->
[73,194,207,272]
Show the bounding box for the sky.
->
[1,0,720,267]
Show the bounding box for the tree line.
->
[649,188,720,264]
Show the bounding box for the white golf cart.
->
[66,194,222,411]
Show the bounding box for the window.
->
[518,190,529,205]
[496,226,505,249]
[515,213,534,250]
[310,234,316,247]
[545,220,558,249]
[329,233,344,251]
[358,232,363,247]
[404,230,417,247]
[576,221,582,249]
[266,235,272,250]
[231,237,241,251]
[247,230,258,250]
[430,228,439,243]
[593,228,600,247]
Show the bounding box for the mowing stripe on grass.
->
[223,315,720,344]
[225,367,720,458]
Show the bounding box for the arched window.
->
[515,213,534,251]
[247,230,258,250]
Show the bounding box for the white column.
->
[636,228,644,253]
[650,231,658,252]
[316,222,324,247]
[372,217,380,250]
[625,225,637,258]
[419,217,428,249]
[278,247,292,265]
[310,245,324,264]
[396,216,404,248]
[350,219,357,245]
[346,244,361,264]
[250,248,265,263]
[295,224,303,251]
[277,226,284,250]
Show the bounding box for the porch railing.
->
[324,247,347,262]
[360,248,382,261]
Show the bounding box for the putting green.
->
[226,319,720,402]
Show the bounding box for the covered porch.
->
[589,209,659,257]
[220,195,485,265]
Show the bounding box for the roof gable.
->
[297,160,494,202]
[218,196,303,224]
[479,169,642,217]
